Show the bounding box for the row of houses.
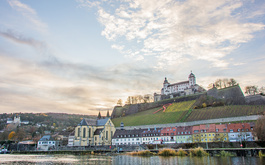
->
[37,117,255,150]
[112,122,255,146]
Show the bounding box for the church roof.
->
[78,118,97,126]
[97,118,110,126]
[77,118,110,126]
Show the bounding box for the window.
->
[89,128,91,138]
[83,128,86,138]
[230,129,233,132]
[106,131,108,140]
[209,134,211,136]
[95,137,97,141]
[78,128,80,137]
[216,129,219,132]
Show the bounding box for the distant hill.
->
[0,113,96,131]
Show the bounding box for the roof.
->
[112,129,147,138]
[69,131,75,136]
[189,72,195,78]
[96,118,110,126]
[39,135,54,141]
[169,81,189,87]
[78,118,97,126]
[94,128,103,135]
[164,77,169,84]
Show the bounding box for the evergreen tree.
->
[106,110,110,117]
[97,112,101,119]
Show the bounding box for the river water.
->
[0,154,264,165]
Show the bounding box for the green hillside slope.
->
[112,100,195,126]
[112,103,265,127]
[185,105,265,122]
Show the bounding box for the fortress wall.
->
[245,95,265,105]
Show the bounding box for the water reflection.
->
[0,154,264,165]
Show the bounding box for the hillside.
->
[111,100,196,126]
[111,103,265,127]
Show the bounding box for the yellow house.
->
[74,117,116,146]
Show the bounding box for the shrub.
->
[176,148,188,156]
[128,150,154,156]
[219,150,235,157]
[190,147,208,157]
[259,151,265,157]
[158,148,177,156]
[202,103,207,108]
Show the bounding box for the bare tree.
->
[253,116,265,141]
[117,99,123,106]
[223,78,229,88]
[245,86,258,95]
[214,79,222,89]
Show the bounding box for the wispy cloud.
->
[8,0,48,32]
[0,52,160,114]
[78,0,265,69]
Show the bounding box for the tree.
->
[117,99,123,106]
[245,86,258,95]
[214,79,222,89]
[229,78,237,86]
[15,128,25,141]
[223,78,228,88]
[259,86,265,95]
[253,116,265,141]
[8,131,16,140]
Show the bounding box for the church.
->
[154,72,205,101]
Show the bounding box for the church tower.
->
[189,71,196,87]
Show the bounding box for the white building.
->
[154,72,205,102]
[37,135,57,151]
[162,72,196,95]
[112,129,143,146]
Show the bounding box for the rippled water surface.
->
[0,154,264,165]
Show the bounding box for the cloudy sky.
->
[0,0,264,115]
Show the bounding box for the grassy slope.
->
[185,105,265,122]
[112,100,196,127]
[112,103,265,127]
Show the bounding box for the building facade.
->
[74,117,116,146]
[37,135,57,151]
[154,72,205,102]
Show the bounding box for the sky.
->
[0,0,265,115]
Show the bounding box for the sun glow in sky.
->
[0,0,265,115]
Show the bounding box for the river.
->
[0,154,264,165]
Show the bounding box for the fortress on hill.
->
[111,72,257,119]
[154,72,206,102]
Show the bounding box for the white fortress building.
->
[154,72,205,102]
